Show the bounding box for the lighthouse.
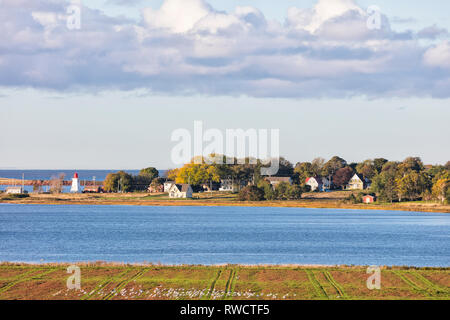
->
[70,173,81,193]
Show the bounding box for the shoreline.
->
[2,262,449,269]
[1,198,449,213]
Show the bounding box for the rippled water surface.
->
[0,204,448,266]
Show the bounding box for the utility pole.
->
[22,173,25,193]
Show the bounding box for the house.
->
[305,177,331,192]
[83,185,103,193]
[148,184,164,193]
[164,181,175,193]
[5,187,24,194]
[202,182,220,192]
[345,174,370,190]
[264,177,292,187]
[168,184,193,198]
[219,179,247,192]
[363,195,376,204]
[219,179,234,192]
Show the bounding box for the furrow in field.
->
[323,271,347,299]
[0,268,57,294]
[392,270,431,298]
[81,268,133,300]
[222,270,234,300]
[305,269,328,299]
[103,268,150,300]
[203,269,222,300]
[411,272,449,295]
[228,269,238,299]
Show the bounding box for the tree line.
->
[102,155,450,204]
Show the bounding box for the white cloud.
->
[288,0,363,33]
[424,41,450,69]
[142,0,211,33]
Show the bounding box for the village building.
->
[168,184,193,198]
[219,179,234,192]
[363,195,376,204]
[305,177,331,192]
[83,185,103,193]
[219,179,248,192]
[164,181,175,193]
[148,184,164,193]
[345,174,370,190]
[264,177,292,187]
[5,186,25,194]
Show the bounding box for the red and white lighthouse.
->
[70,172,80,193]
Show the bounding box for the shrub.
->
[238,186,265,201]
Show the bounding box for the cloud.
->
[417,25,449,39]
[423,41,450,69]
[0,0,449,98]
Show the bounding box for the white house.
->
[5,187,24,194]
[345,174,370,190]
[169,184,193,198]
[305,177,330,192]
[264,177,292,187]
[164,181,175,193]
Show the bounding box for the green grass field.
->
[0,264,448,300]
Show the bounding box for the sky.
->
[0,0,449,169]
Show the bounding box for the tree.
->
[166,168,179,181]
[257,180,275,200]
[274,182,291,200]
[332,167,354,190]
[139,167,159,181]
[49,173,65,194]
[373,158,388,174]
[287,185,303,200]
[311,158,325,176]
[237,186,265,201]
[432,178,449,204]
[398,157,424,175]
[356,160,377,180]
[104,171,133,193]
[396,171,430,201]
[322,156,347,177]
[176,162,221,186]
[294,162,313,185]
[371,170,397,203]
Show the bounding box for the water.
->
[0,170,166,181]
[0,169,167,193]
[0,204,448,266]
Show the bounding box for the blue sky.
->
[0,0,449,169]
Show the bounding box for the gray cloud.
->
[0,0,449,98]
